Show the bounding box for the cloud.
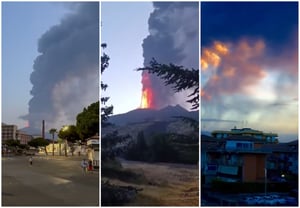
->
[201,2,298,135]
[142,2,199,110]
[202,38,267,100]
[23,2,99,130]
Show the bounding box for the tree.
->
[138,59,199,129]
[76,101,99,140]
[125,131,148,161]
[28,137,50,155]
[101,43,113,127]
[49,128,57,156]
[137,59,199,164]
[4,139,20,154]
[138,59,199,110]
[100,44,131,161]
[58,125,80,156]
[4,139,20,147]
[101,43,138,205]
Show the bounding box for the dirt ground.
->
[104,158,199,206]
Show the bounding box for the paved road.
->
[2,155,99,206]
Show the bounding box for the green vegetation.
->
[125,131,198,164]
[101,181,141,206]
[3,139,29,154]
[28,137,50,155]
[58,125,80,156]
[76,101,99,139]
[4,139,20,147]
[58,125,80,143]
[137,59,199,164]
[101,43,138,206]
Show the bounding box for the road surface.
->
[2,155,99,206]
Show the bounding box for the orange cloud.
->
[201,89,211,101]
[214,41,229,55]
[222,67,236,78]
[202,38,268,100]
[201,41,229,71]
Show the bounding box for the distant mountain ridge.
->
[108,105,198,126]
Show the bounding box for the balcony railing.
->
[207,159,243,166]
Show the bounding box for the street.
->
[2,155,99,206]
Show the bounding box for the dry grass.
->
[104,159,199,206]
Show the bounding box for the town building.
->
[2,123,18,141]
[261,140,298,179]
[16,130,33,145]
[203,135,270,183]
[211,127,278,144]
[201,127,289,184]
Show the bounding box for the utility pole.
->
[264,168,267,196]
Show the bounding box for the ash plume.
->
[142,2,199,110]
[22,2,99,130]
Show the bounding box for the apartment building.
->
[2,123,18,141]
[202,128,298,184]
[203,137,270,183]
[211,127,278,144]
[17,130,33,145]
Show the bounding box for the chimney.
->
[42,120,45,139]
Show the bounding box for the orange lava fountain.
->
[140,71,154,109]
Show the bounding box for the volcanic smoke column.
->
[140,2,199,110]
[23,2,99,130]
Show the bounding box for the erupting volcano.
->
[140,71,155,109]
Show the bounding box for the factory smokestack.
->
[42,120,45,139]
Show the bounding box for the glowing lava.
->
[141,88,153,108]
[140,71,154,109]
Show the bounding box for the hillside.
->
[108,105,198,126]
[103,105,198,139]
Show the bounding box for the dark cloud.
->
[22,2,99,130]
[142,2,199,109]
[201,2,298,52]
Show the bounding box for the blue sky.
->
[101,2,153,115]
[201,2,298,140]
[2,2,69,128]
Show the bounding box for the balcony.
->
[207,159,243,167]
